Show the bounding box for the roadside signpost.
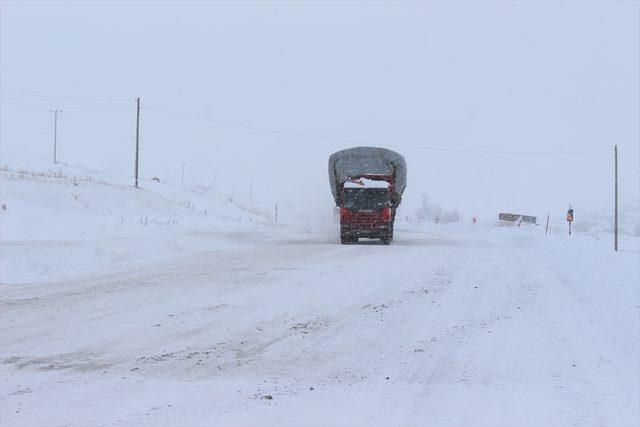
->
[567,207,574,235]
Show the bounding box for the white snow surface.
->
[1,153,639,426]
[0,148,274,284]
[344,178,390,189]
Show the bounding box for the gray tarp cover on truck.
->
[328,147,407,206]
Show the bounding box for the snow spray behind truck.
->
[328,147,407,244]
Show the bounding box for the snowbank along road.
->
[1,224,638,426]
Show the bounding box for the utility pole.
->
[614,145,618,252]
[275,203,278,223]
[180,163,186,185]
[49,108,62,164]
[212,173,217,190]
[134,97,140,188]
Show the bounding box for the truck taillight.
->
[340,207,350,220]
[381,207,392,221]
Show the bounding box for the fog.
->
[1,1,638,223]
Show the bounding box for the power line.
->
[143,105,608,156]
[368,143,606,156]
[1,100,53,109]
[143,105,368,145]
[1,90,610,156]
[1,99,134,111]
[1,90,131,103]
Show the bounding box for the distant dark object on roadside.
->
[499,213,538,225]
[415,194,461,225]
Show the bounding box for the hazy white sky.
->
[1,1,638,221]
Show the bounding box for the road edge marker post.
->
[545,212,549,235]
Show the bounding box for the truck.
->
[328,147,407,244]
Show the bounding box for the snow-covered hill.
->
[0,148,279,284]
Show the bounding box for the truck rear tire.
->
[381,230,393,245]
[341,234,356,244]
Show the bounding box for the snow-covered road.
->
[1,225,638,426]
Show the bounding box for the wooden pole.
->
[49,108,62,164]
[614,145,618,251]
[134,97,140,188]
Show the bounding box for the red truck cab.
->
[339,175,395,244]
